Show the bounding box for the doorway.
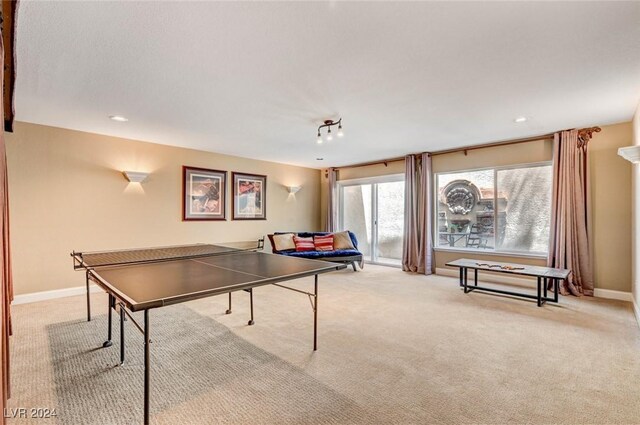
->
[338,175,405,266]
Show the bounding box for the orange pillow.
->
[314,234,334,251]
[293,236,315,252]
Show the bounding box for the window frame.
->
[433,161,553,258]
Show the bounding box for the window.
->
[338,175,405,266]
[435,163,552,256]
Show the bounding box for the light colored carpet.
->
[8,265,640,424]
[45,305,374,425]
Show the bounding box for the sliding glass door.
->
[338,175,404,266]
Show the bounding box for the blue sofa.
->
[267,231,364,271]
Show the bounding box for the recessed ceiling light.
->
[514,116,528,123]
[109,115,128,122]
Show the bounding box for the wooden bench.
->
[446,258,570,307]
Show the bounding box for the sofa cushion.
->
[314,234,334,251]
[279,249,362,259]
[272,233,296,252]
[271,231,359,253]
[333,231,356,250]
[293,236,315,252]
[295,231,359,249]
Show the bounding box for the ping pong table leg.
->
[119,305,125,365]
[102,294,113,348]
[144,309,150,425]
[248,289,254,326]
[225,293,232,315]
[313,275,318,351]
[85,270,91,322]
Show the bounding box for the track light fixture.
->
[316,118,343,144]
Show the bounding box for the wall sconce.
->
[122,171,149,183]
[618,146,640,164]
[286,186,301,194]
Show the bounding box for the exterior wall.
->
[6,122,321,295]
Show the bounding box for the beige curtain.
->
[0,30,13,420]
[547,130,594,296]
[402,153,433,274]
[324,167,338,232]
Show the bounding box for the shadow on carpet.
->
[47,305,372,424]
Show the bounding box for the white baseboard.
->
[593,288,633,302]
[436,267,633,302]
[13,284,101,305]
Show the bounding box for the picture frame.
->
[232,172,267,220]
[182,166,227,221]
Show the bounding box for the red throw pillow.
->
[314,234,334,251]
[293,236,315,252]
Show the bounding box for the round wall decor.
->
[442,180,480,215]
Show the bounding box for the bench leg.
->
[537,277,542,307]
[463,268,469,293]
[351,262,357,272]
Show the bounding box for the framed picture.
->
[232,172,266,220]
[182,166,227,221]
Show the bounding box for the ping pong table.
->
[71,242,346,424]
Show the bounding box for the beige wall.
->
[6,122,322,295]
[632,103,640,310]
[431,139,554,173]
[590,122,632,292]
[437,125,633,291]
[338,161,405,181]
[328,125,634,292]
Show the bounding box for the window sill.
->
[433,247,547,260]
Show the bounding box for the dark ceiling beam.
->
[1,0,17,133]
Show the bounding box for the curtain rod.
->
[430,132,554,156]
[331,127,600,171]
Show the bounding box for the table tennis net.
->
[75,242,261,268]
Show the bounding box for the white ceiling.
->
[15,1,640,168]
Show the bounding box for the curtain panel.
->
[0,29,13,421]
[324,168,338,232]
[402,153,433,274]
[547,130,594,296]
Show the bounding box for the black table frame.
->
[71,246,343,425]
[97,275,322,425]
[453,265,565,307]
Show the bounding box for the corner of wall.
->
[632,100,640,329]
